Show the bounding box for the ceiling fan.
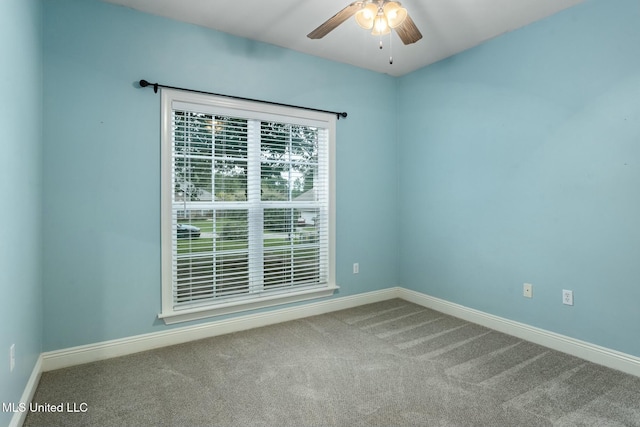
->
[307,0,422,45]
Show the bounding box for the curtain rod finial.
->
[139,79,158,93]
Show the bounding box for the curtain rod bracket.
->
[138,79,347,119]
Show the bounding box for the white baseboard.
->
[9,355,42,427]
[39,286,640,378]
[398,288,640,378]
[42,288,399,372]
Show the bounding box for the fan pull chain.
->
[389,30,393,64]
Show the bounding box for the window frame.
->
[159,89,337,324]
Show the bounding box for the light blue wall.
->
[0,0,43,424]
[398,0,640,357]
[42,0,398,351]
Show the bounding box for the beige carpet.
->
[25,299,640,426]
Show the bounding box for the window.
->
[160,89,337,324]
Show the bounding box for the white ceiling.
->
[103,0,584,77]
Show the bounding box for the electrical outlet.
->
[523,283,533,298]
[562,289,574,306]
[10,344,15,372]
[353,263,359,274]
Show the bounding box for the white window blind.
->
[160,89,337,323]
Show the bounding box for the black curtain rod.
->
[139,79,347,120]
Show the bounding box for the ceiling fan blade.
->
[395,14,422,45]
[307,2,362,39]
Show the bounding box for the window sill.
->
[159,285,339,325]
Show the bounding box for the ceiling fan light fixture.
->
[355,3,378,29]
[383,1,407,28]
[306,0,423,57]
[371,14,390,36]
